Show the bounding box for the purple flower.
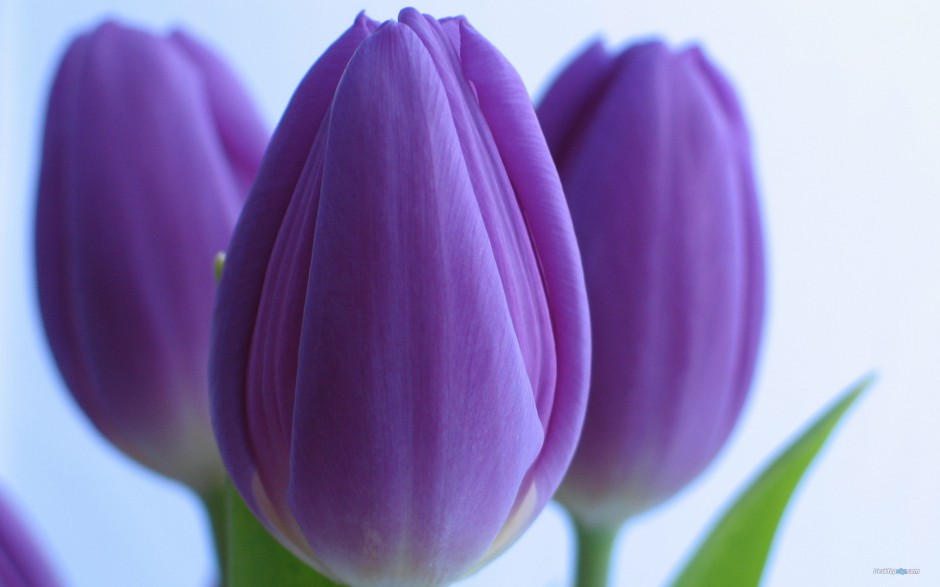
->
[35,21,268,492]
[538,40,764,528]
[210,9,590,586]
[0,485,62,587]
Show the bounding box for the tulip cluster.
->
[31,8,764,587]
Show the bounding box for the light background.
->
[1,1,938,585]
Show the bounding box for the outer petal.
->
[169,29,270,196]
[544,41,763,526]
[690,47,766,437]
[536,40,613,165]
[454,17,592,520]
[36,21,265,490]
[0,487,61,587]
[284,22,544,587]
[210,12,377,519]
[399,9,557,438]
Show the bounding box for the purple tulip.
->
[538,40,764,528]
[211,9,590,586]
[0,486,62,587]
[35,21,268,492]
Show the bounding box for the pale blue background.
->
[1,1,938,585]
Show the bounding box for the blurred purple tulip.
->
[35,21,268,492]
[538,40,764,529]
[0,485,61,587]
[211,9,590,586]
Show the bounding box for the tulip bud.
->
[538,40,764,529]
[211,9,590,586]
[0,485,62,587]
[35,21,268,492]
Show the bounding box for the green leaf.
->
[670,375,873,587]
[228,481,345,587]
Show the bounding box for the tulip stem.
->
[573,519,617,587]
[201,484,230,587]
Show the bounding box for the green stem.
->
[574,520,618,587]
[200,484,230,587]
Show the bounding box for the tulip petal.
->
[285,22,544,587]
[169,29,270,197]
[689,47,766,438]
[211,13,376,513]
[401,9,557,440]
[454,17,592,515]
[536,40,613,165]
